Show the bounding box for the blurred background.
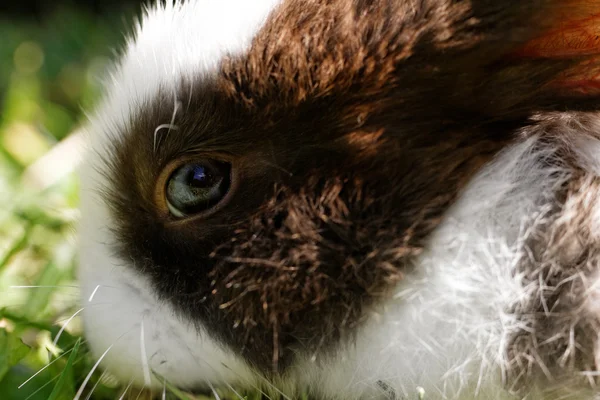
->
[0,0,141,174]
[0,2,160,399]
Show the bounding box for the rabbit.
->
[77,0,600,398]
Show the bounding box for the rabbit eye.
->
[165,160,231,218]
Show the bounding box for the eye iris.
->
[166,160,231,217]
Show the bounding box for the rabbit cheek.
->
[206,176,414,371]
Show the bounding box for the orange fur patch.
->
[515,2,600,94]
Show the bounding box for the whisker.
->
[24,374,60,400]
[224,381,246,400]
[187,80,193,109]
[18,348,73,388]
[88,284,101,302]
[134,387,145,400]
[84,371,107,400]
[51,301,119,327]
[9,285,79,289]
[207,381,221,400]
[166,98,182,139]
[73,343,115,400]
[118,379,134,400]
[52,307,84,346]
[23,350,93,400]
[162,379,167,400]
[140,319,152,386]
[74,325,136,400]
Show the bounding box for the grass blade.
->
[47,338,81,400]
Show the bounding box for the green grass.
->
[0,6,132,399]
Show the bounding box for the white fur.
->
[79,0,281,390]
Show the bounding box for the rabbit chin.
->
[79,129,600,399]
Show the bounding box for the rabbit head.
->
[79,0,600,398]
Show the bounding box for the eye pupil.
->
[166,160,231,217]
[189,166,210,188]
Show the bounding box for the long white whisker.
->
[224,381,245,400]
[23,374,60,400]
[9,285,79,289]
[118,379,134,400]
[52,307,84,347]
[134,388,145,400]
[19,340,87,392]
[18,348,73,388]
[165,98,181,142]
[140,319,152,386]
[187,80,193,109]
[84,371,107,400]
[88,285,101,302]
[74,344,115,400]
[207,381,221,400]
[50,300,119,328]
